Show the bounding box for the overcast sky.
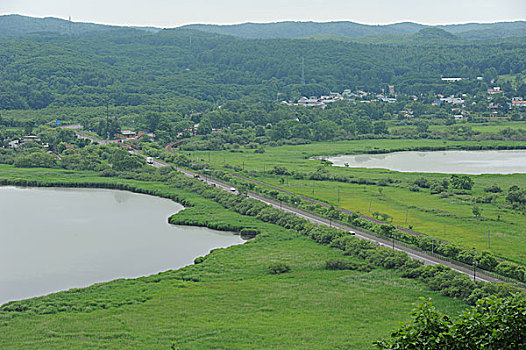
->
[1,0,524,27]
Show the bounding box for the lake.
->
[322,150,526,174]
[0,187,244,305]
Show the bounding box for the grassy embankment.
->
[189,139,526,263]
[389,120,526,134]
[0,164,468,349]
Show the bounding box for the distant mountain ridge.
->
[0,14,524,41]
[182,20,526,40]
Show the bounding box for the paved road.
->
[147,158,501,283]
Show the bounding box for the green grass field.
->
[0,165,467,349]
[189,139,526,263]
[389,121,526,134]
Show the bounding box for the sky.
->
[1,0,525,28]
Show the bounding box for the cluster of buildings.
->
[114,130,155,141]
[290,88,399,108]
[295,92,345,108]
[8,135,45,149]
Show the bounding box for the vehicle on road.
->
[146,157,154,164]
[229,187,236,192]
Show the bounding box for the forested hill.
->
[182,20,526,40]
[0,25,524,110]
[0,14,158,36]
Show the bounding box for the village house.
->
[511,100,526,108]
[22,135,42,143]
[487,87,502,95]
[114,130,137,139]
[454,115,468,121]
[8,139,20,149]
[440,96,465,105]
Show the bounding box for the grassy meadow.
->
[0,165,468,349]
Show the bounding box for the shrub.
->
[194,256,206,264]
[413,177,430,188]
[484,184,502,193]
[326,258,352,270]
[326,258,373,272]
[268,262,291,274]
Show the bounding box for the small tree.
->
[472,205,481,217]
[450,175,474,191]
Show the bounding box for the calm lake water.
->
[0,187,244,305]
[323,150,526,174]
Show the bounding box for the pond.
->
[321,150,526,174]
[0,187,244,305]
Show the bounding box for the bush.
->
[326,258,373,272]
[194,256,206,264]
[268,262,291,274]
[240,228,259,239]
[484,184,502,193]
[413,177,430,188]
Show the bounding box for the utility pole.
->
[208,151,211,163]
[337,187,340,204]
[392,232,395,250]
[312,183,314,195]
[242,160,245,171]
[473,261,477,281]
[369,200,372,212]
[431,240,434,255]
[405,208,409,225]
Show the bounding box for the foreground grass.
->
[190,139,526,263]
[0,165,467,349]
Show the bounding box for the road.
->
[150,159,501,283]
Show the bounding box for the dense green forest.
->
[0,23,525,112]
